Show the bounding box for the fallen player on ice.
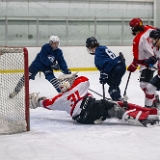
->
[29,72,159,127]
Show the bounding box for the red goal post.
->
[0,46,29,134]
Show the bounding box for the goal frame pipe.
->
[24,47,30,131]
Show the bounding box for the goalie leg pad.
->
[117,101,158,115]
[122,109,159,126]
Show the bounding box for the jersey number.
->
[105,48,116,59]
[67,90,81,107]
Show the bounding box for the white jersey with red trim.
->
[41,76,91,118]
[132,25,155,71]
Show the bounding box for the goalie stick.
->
[89,88,112,100]
[88,88,128,109]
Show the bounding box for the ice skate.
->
[153,95,160,110]
[9,90,19,98]
[140,115,159,127]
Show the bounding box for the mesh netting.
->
[0,48,28,134]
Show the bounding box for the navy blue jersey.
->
[94,46,121,74]
[33,43,69,73]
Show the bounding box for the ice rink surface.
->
[1,71,160,160]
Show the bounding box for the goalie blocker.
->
[29,72,159,127]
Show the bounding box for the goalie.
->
[30,72,159,127]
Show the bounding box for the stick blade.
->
[123,95,129,101]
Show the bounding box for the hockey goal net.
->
[0,47,29,134]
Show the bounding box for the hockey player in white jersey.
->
[29,72,159,127]
[144,29,160,108]
[127,18,158,107]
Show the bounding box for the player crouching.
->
[29,72,159,127]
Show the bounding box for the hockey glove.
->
[127,60,138,72]
[51,62,60,70]
[99,72,108,84]
[63,69,72,74]
[144,56,157,68]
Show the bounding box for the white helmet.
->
[49,35,59,43]
[49,35,60,49]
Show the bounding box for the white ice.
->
[1,71,160,160]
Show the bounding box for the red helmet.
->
[129,18,143,28]
[129,18,144,35]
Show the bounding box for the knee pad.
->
[140,81,148,91]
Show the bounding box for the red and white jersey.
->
[132,25,155,71]
[41,76,92,118]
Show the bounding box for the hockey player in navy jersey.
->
[29,72,159,127]
[9,35,71,98]
[85,37,126,101]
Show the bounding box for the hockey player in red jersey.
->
[29,72,159,127]
[144,29,160,108]
[127,18,158,107]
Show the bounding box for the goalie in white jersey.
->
[29,72,159,127]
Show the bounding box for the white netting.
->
[0,48,28,134]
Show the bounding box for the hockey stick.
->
[123,71,131,100]
[102,83,105,100]
[88,88,111,100]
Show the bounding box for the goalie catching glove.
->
[29,92,46,109]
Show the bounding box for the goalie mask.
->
[49,35,60,50]
[58,71,78,92]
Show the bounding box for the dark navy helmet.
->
[149,29,160,39]
[86,37,99,49]
[149,29,160,46]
